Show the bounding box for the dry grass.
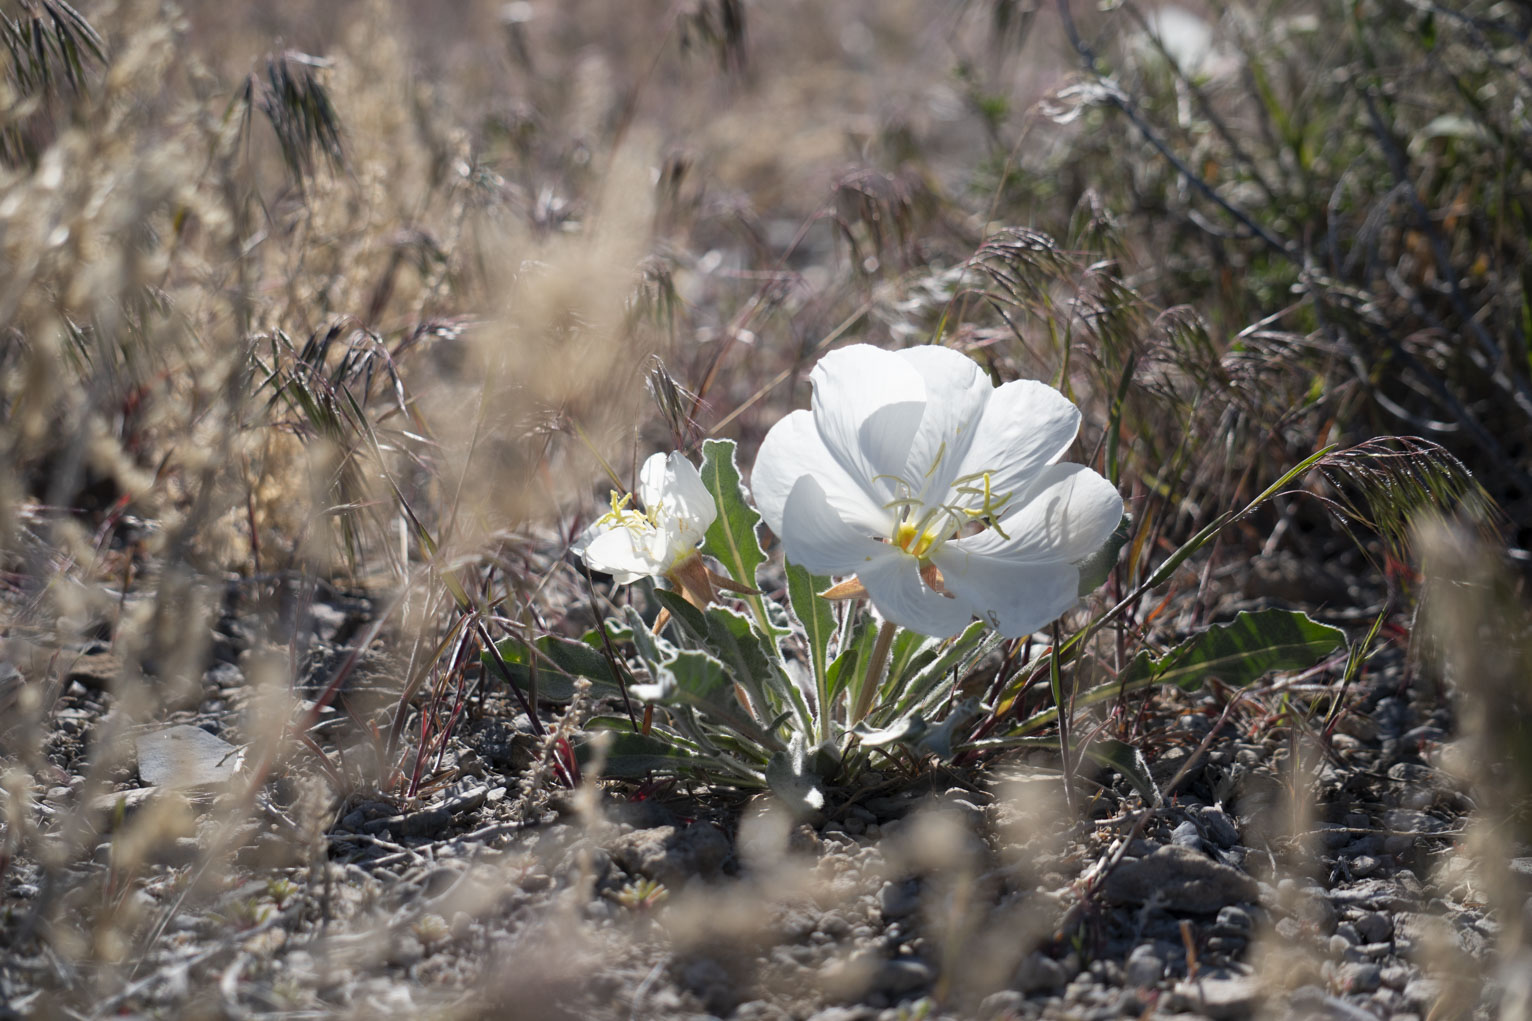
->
[1,0,1528,1016]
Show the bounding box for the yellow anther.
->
[595,491,650,530]
[954,470,1013,539]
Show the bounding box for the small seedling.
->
[612,877,669,911]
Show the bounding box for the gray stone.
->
[1100,845,1257,914]
[875,956,933,995]
[1331,878,1413,911]
[1212,905,1254,938]
[1403,977,1442,1008]
[1171,974,1261,1019]
[1347,855,1381,878]
[1196,806,1240,848]
[1013,952,1068,993]
[1355,911,1392,944]
[1291,892,1338,934]
[877,880,920,920]
[806,1008,878,1021]
[1125,944,1164,987]
[607,823,729,885]
[1170,820,1203,850]
[1288,985,1381,1021]
[977,991,1024,1020]
[135,725,242,788]
[1337,962,1381,993]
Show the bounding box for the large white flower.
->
[575,451,717,584]
[751,344,1123,638]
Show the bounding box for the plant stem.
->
[853,619,899,725]
[1050,621,1075,813]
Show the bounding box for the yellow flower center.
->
[595,491,656,531]
[895,521,938,557]
[884,468,1013,559]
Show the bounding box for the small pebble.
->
[1014,952,1068,993]
[978,991,1024,1020]
[875,956,933,995]
[1125,945,1163,987]
[1339,962,1382,993]
[876,881,920,921]
[1170,820,1203,850]
[1355,911,1393,944]
[1196,806,1241,848]
[1348,855,1381,878]
[1213,905,1253,937]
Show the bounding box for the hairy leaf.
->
[699,438,767,593]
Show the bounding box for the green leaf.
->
[787,562,837,736]
[1122,608,1346,692]
[576,719,715,779]
[1010,609,1346,737]
[699,438,767,593]
[826,612,874,708]
[483,632,622,703]
[913,698,986,759]
[888,621,999,721]
[1080,739,1159,803]
[643,645,783,754]
[765,739,826,819]
[654,590,806,729]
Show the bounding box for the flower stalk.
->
[853,618,900,725]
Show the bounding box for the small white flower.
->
[575,451,717,584]
[751,344,1123,638]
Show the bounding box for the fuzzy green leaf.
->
[654,589,802,726]
[699,438,767,593]
[786,561,836,732]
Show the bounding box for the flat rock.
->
[1101,844,1258,913]
[1171,975,1261,1018]
[607,823,730,886]
[135,725,243,788]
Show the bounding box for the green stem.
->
[853,619,899,725]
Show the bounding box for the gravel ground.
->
[1,576,1523,1021]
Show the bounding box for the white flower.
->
[751,344,1123,638]
[575,451,717,584]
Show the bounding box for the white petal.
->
[953,379,1081,505]
[858,552,975,637]
[953,463,1124,564]
[809,345,926,500]
[579,524,665,583]
[891,346,992,500]
[637,452,671,510]
[929,547,1081,638]
[779,475,900,576]
[751,409,890,537]
[654,451,717,547]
